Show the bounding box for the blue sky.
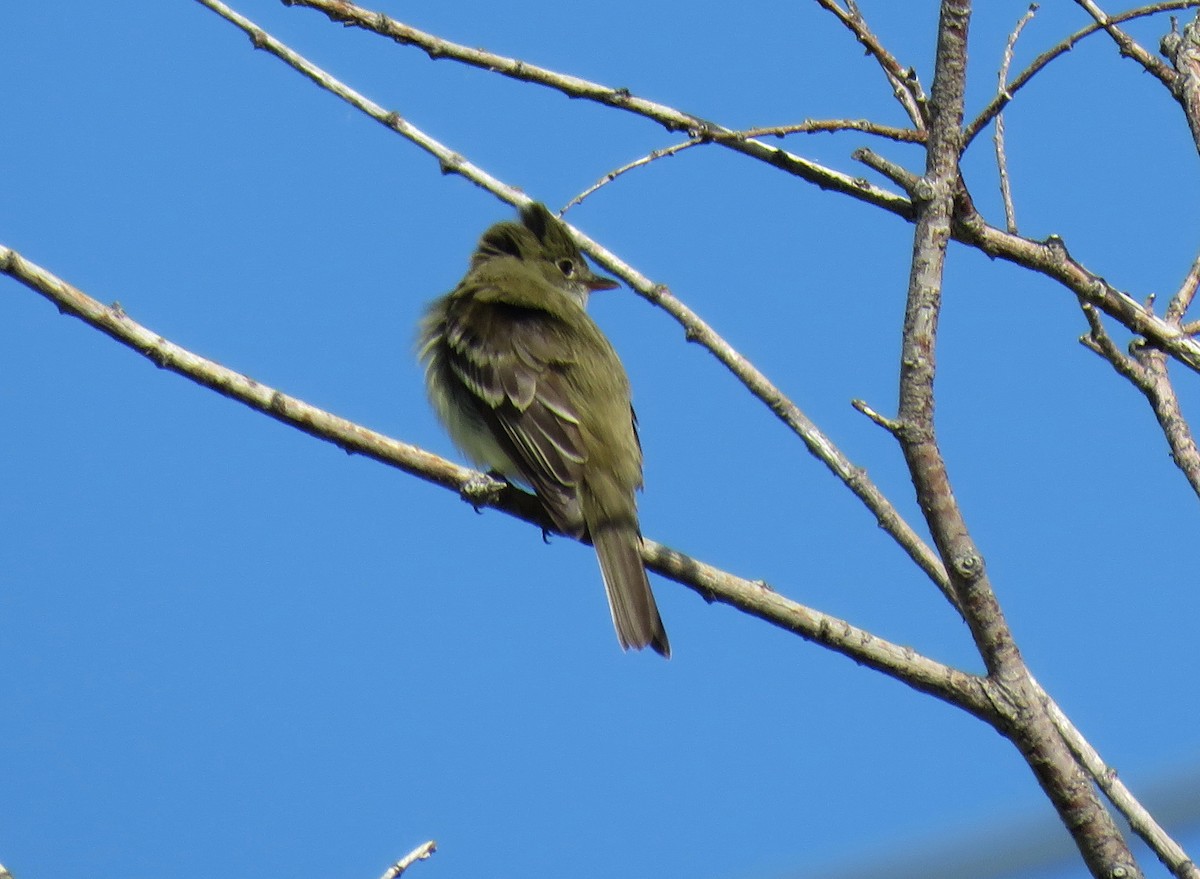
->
[3,3,1199,878]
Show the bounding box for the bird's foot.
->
[460,471,506,512]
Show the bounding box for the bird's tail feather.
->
[591,522,670,658]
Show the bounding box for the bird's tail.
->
[591,521,670,658]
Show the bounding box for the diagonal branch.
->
[565,116,923,212]
[197,0,958,607]
[965,0,1200,147]
[276,0,913,218]
[1075,0,1177,83]
[0,242,994,718]
[811,0,929,128]
[194,0,524,203]
[265,0,1200,379]
[1038,678,1200,879]
[1081,260,1200,501]
[954,216,1200,374]
[379,841,437,879]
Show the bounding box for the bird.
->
[418,202,669,657]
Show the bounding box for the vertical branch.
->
[896,2,1143,877]
[1136,343,1200,497]
[1162,10,1200,155]
[1080,256,1200,500]
[898,0,1009,679]
[995,5,1038,233]
[1133,256,1200,498]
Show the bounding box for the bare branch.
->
[965,1,1200,147]
[899,4,1140,876]
[851,398,903,436]
[1161,10,1200,155]
[739,119,924,142]
[194,0,523,204]
[379,841,437,879]
[1081,258,1200,501]
[953,219,1200,375]
[564,140,702,212]
[1166,250,1200,323]
[275,0,912,217]
[995,4,1038,233]
[0,243,995,719]
[852,147,923,192]
[564,119,922,211]
[197,0,958,608]
[1076,0,1177,83]
[1133,346,1200,508]
[811,0,929,127]
[210,0,1200,381]
[1036,682,1200,879]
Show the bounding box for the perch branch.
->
[0,242,993,718]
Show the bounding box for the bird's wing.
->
[442,291,592,535]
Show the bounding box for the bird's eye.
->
[557,258,576,278]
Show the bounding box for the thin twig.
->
[851,398,902,435]
[739,119,924,142]
[852,147,923,192]
[995,4,1038,233]
[379,841,437,879]
[564,140,701,212]
[565,119,923,211]
[965,1,1200,146]
[0,242,995,718]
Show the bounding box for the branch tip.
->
[851,398,901,434]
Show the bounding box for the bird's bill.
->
[585,273,620,292]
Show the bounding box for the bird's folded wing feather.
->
[444,290,589,534]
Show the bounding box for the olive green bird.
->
[418,202,669,657]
